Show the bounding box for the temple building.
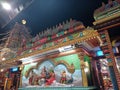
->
[0,0,120,90]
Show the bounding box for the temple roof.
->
[0,26,101,69]
[93,0,120,25]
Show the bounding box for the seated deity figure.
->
[29,70,36,85]
[29,75,33,85]
[39,66,50,84]
[33,76,39,85]
[105,0,113,10]
[45,70,56,85]
[60,70,67,84]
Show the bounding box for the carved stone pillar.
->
[99,30,120,90]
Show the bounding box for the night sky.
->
[12,0,103,36]
[1,0,120,38]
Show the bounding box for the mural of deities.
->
[22,54,82,87]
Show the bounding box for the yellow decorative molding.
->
[78,53,88,86]
[81,68,88,86]
[93,12,120,25]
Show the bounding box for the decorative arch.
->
[25,67,35,78]
[25,60,54,78]
[53,60,75,74]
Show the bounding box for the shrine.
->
[0,0,120,90]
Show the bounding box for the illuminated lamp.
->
[0,69,4,72]
[84,67,89,73]
[2,57,6,61]
[22,19,26,25]
[1,2,11,10]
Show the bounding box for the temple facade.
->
[0,0,120,90]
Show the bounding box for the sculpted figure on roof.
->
[94,0,120,15]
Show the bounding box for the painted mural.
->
[22,54,83,87]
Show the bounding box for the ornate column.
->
[99,30,120,90]
[91,57,104,89]
[96,60,104,90]
[78,53,88,87]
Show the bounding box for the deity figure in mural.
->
[38,66,51,85]
[40,66,50,80]
[29,75,33,85]
[34,77,39,85]
[60,70,67,84]
[40,67,46,78]
[45,70,56,85]
[29,70,36,85]
[67,74,73,84]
